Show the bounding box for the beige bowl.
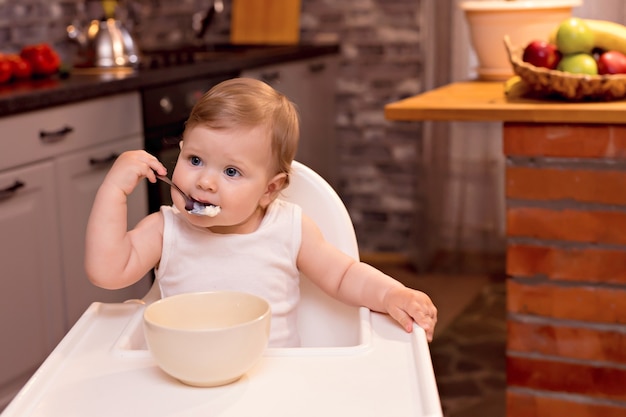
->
[143,291,271,387]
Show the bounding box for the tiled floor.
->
[366,254,507,417]
[429,278,506,417]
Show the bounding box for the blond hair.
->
[184,77,300,186]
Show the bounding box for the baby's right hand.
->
[102,150,167,196]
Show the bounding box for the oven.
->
[141,73,237,213]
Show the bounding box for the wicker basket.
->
[504,36,626,101]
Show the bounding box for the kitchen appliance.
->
[67,18,140,68]
[141,72,237,213]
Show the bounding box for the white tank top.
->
[156,199,302,347]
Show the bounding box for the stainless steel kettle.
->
[67,19,140,68]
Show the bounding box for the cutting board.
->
[230,0,301,44]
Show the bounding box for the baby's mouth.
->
[187,199,221,217]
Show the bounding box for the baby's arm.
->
[85,150,167,290]
[297,215,437,341]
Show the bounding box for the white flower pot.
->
[460,0,582,80]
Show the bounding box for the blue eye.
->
[189,156,201,166]
[224,167,240,177]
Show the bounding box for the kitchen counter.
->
[384,80,626,124]
[385,81,626,416]
[0,43,339,117]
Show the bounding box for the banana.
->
[504,76,521,95]
[503,76,532,98]
[584,19,626,54]
[548,19,626,55]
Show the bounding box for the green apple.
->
[557,53,598,75]
[556,17,594,54]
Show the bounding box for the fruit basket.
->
[504,36,626,101]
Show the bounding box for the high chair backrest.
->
[142,161,361,347]
[282,161,359,259]
[280,161,361,347]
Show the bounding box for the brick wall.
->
[301,0,426,254]
[504,123,626,416]
[0,0,427,256]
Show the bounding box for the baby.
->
[85,78,437,347]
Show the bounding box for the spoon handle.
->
[156,175,195,211]
[156,174,174,187]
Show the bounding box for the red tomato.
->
[0,56,12,83]
[6,54,32,80]
[20,43,60,76]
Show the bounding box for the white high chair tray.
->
[2,302,442,417]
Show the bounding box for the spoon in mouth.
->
[156,175,220,216]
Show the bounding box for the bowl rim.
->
[143,290,271,333]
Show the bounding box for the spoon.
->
[156,175,195,211]
[156,175,221,217]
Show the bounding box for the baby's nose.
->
[197,172,217,191]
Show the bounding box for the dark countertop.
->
[0,43,340,117]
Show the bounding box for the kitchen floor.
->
[364,252,507,417]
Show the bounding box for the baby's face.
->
[172,124,280,233]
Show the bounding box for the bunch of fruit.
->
[522,18,626,76]
[0,43,61,84]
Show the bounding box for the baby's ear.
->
[260,173,288,208]
[178,140,184,149]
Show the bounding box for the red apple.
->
[522,40,562,70]
[597,50,626,75]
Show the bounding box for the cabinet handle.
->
[39,126,74,143]
[309,62,326,73]
[260,71,280,84]
[89,153,120,168]
[0,180,25,201]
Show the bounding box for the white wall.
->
[423,0,626,257]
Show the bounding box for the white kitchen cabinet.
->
[241,55,339,187]
[55,136,150,326]
[0,160,66,408]
[0,92,151,409]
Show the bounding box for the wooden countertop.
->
[384,81,626,124]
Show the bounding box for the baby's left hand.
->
[384,287,437,341]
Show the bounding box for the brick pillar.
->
[503,123,626,416]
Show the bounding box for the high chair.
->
[2,161,442,417]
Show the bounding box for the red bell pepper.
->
[0,56,12,83]
[19,43,60,76]
[6,54,32,80]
